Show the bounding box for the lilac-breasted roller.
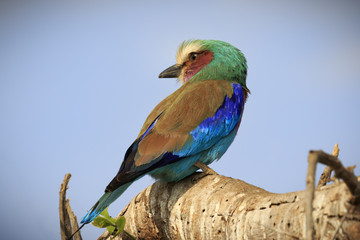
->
[78,39,249,231]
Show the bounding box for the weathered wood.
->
[306,152,317,239]
[59,173,83,240]
[310,150,360,204]
[317,144,339,188]
[98,173,360,240]
[60,174,73,240]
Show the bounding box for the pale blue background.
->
[1,1,359,239]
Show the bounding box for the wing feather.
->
[106,80,244,192]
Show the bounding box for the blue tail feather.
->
[80,182,132,224]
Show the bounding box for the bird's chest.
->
[190,83,244,141]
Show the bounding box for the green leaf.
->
[100,207,111,219]
[92,216,115,228]
[110,216,126,237]
[92,208,128,239]
[115,216,126,233]
[106,225,115,233]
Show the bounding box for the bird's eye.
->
[190,53,198,61]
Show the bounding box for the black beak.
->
[158,64,183,78]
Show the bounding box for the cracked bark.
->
[97,173,360,240]
[59,173,83,240]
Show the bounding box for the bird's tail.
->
[81,182,132,224]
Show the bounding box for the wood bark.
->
[59,148,359,239]
[59,173,83,240]
[97,173,360,240]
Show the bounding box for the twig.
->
[305,152,317,240]
[317,144,339,188]
[330,205,355,240]
[309,150,360,204]
[123,230,137,240]
[66,199,83,240]
[60,173,73,240]
[60,173,83,240]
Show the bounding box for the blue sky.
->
[1,1,359,239]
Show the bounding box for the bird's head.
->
[159,40,248,91]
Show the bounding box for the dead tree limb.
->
[317,144,339,188]
[309,150,360,204]
[66,199,83,240]
[59,173,83,240]
[305,151,317,239]
[98,171,360,240]
[60,149,359,239]
[60,174,73,240]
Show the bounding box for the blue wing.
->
[81,83,245,224]
[106,82,245,190]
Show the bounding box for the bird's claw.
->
[193,162,219,175]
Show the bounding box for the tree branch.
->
[317,144,339,188]
[60,149,360,239]
[305,151,317,239]
[309,150,360,204]
[66,199,83,240]
[60,174,73,240]
[59,173,83,240]
[98,172,360,240]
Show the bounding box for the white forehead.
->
[176,41,202,65]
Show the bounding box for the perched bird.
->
[75,39,249,235]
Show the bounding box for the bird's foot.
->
[193,162,218,175]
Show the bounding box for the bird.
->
[72,39,249,236]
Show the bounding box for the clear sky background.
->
[1,1,359,239]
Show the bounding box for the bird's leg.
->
[193,161,218,175]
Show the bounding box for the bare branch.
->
[66,199,83,240]
[330,205,355,240]
[309,150,360,204]
[305,152,317,240]
[60,173,73,240]
[317,144,339,188]
[98,173,360,240]
[59,173,83,240]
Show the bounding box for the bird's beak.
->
[158,64,183,78]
